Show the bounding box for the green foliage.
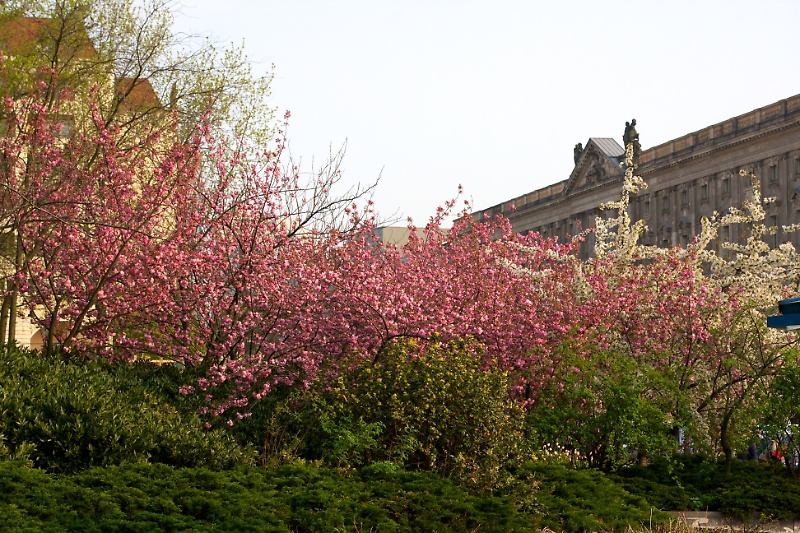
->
[612,454,800,520]
[754,354,800,477]
[525,348,682,470]
[221,383,338,466]
[497,462,669,532]
[302,338,528,486]
[0,460,537,532]
[0,347,252,473]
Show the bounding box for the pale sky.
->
[173,0,800,225]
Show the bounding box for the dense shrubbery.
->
[8,452,800,532]
[205,338,527,486]
[6,346,800,530]
[305,339,527,483]
[0,458,690,532]
[500,462,670,531]
[524,347,682,470]
[0,460,537,532]
[0,347,252,473]
[612,455,800,520]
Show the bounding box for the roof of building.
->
[116,78,162,112]
[589,137,624,158]
[0,16,164,113]
[0,16,97,60]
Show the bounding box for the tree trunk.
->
[637,450,648,466]
[0,284,11,347]
[720,410,733,475]
[7,287,16,346]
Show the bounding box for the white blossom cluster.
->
[594,147,800,353]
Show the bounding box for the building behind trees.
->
[472,95,800,260]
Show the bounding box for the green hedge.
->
[9,457,800,532]
[612,455,800,520]
[0,460,537,532]
[498,462,670,531]
[0,347,252,473]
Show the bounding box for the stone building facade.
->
[472,94,800,259]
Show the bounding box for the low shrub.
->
[0,347,253,473]
[612,455,800,520]
[219,338,528,486]
[301,338,529,486]
[0,460,537,532]
[498,462,670,531]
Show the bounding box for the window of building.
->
[700,183,709,202]
[795,158,800,176]
[662,195,670,212]
[722,177,731,195]
[769,165,779,182]
[681,189,689,207]
[721,225,730,242]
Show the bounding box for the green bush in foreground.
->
[0,347,252,473]
[612,455,800,520]
[498,462,670,531]
[6,456,800,532]
[0,454,679,532]
[0,460,537,532]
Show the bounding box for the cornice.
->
[638,118,800,177]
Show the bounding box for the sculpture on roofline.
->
[623,119,642,164]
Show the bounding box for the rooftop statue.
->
[573,142,583,165]
[623,119,642,164]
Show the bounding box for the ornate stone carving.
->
[586,153,606,183]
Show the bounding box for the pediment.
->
[565,138,625,194]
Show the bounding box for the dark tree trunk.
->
[720,411,734,475]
